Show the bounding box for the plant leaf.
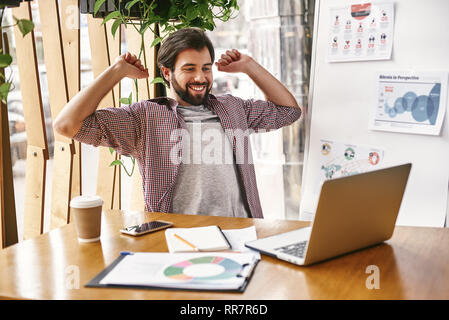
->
[151,36,163,47]
[0,82,11,104]
[101,10,121,25]
[111,18,122,38]
[150,77,165,85]
[109,147,115,155]
[203,21,215,31]
[0,53,12,68]
[139,20,155,34]
[174,23,185,30]
[125,0,140,11]
[94,0,107,16]
[186,6,198,21]
[120,97,130,104]
[167,5,178,19]
[109,159,123,167]
[14,18,34,37]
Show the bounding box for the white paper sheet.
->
[165,226,230,252]
[327,2,394,62]
[99,252,258,290]
[301,139,385,220]
[315,139,384,195]
[222,226,261,259]
[370,71,448,135]
[165,226,261,259]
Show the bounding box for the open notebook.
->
[165,226,232,252]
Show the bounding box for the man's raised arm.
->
[53,52,149,138]
[215,49,301,111]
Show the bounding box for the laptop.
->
[245,163,412,266]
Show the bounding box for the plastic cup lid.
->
[70,195,104,209]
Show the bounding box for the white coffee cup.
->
[70,195,104,243]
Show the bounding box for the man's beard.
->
[172,75,211,106]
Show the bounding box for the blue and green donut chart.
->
[163,256,242,281]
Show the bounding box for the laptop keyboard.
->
[275,241,308,258]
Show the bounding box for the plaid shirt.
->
[74,94,301,218]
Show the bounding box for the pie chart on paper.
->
[163,256,242,281]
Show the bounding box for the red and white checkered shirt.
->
[73,94,301,218]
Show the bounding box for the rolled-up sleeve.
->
[73,101,145,158]
[238,97,301,131]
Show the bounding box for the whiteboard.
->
[301,0,449,227]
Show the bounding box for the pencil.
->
[173,233,199,251]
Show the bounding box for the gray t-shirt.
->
[171,104,250,218]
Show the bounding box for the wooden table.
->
[1,210,448,300]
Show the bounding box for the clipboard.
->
[85,252,259,293]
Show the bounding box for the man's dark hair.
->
[157,27,215,87]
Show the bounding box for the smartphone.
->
[120,220,173,236]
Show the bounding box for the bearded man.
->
[54,28,302,218]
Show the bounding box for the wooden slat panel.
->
[0,32,4,247]
[38,0,72,145]
[144,27,158,99]
[129,172,144,211]
[0,99,3,247]
[86,16,120,210]
[60,0,82,199]
[71,143,82,198]
[50,142,73,228]
[12,3,47,150]
[105,20,120,110]
[60,0,80,104]
[2,113,19,247]
[125,25,158,211]
[12,2,49,239]
[23,146,47,239]
[0,31,18,248]
[112,152,121,209]
[0,98,3,247]
[124,26,150,101]
[158,24,175,100]
[1,91,19,248]
[105,20,121,210]
[38,0,74,229]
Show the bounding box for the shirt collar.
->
[148,94,218,111]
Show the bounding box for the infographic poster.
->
[370,72,448,135]
[328,2,394,62]
[314,139,384,195]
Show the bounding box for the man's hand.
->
[114,52,149,79]
[215,49,253,74]
[215,49,300,110]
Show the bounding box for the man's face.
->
[164,47,213,106]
